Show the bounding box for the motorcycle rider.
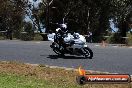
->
[54,23,68,52]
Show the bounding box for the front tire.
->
[83,47,93,59]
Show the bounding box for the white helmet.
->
[73,33,80,39]
[61,24,67,29]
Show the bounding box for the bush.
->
[33,33,43,41]
[20,32,34,41]
[92,36,102,43]
[107,33,132,45]
[20,22,34,41]
[40,33,48,41]
[107,33,122,44]
[20,32,46,41]
[0,32,7,40]
[0,36,5,40]
[127,33,132,46]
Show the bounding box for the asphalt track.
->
[0,40,132,74]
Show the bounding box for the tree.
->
[0,0,28,39]
[110,0,132,43]
[35,0,132,42]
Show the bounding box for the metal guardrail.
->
[0,31,7,33]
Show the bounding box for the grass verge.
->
[0,61,131,88]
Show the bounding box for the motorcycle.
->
[48,25,93,59]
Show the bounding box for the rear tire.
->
[53,47,65,56]
[83,47,93,59]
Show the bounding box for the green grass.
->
[0,73,60,88]
[0,73,81,88]
[0,73,130,88]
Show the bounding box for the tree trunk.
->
[119,20,128,44]
[93,10,109,42]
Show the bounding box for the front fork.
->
[81,45,88,54]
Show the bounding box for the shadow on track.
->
[47,55,87,59]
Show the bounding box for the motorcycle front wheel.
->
[83,47,93,59]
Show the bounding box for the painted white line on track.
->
[129,47,132,48]
[113,46,118,47]
[95,45,100,46]
[35,42,40,43]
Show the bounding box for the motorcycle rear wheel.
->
[53,48,64,56]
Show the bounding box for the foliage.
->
[0,0,132,42]
[36,0,132,42]
[33,33,43,41]
[127,33,132,45]
[20,22,34,41]
[20,33,33,41]
[0,0,28,39]
[107,33,122,44]
[0,73,56,88]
